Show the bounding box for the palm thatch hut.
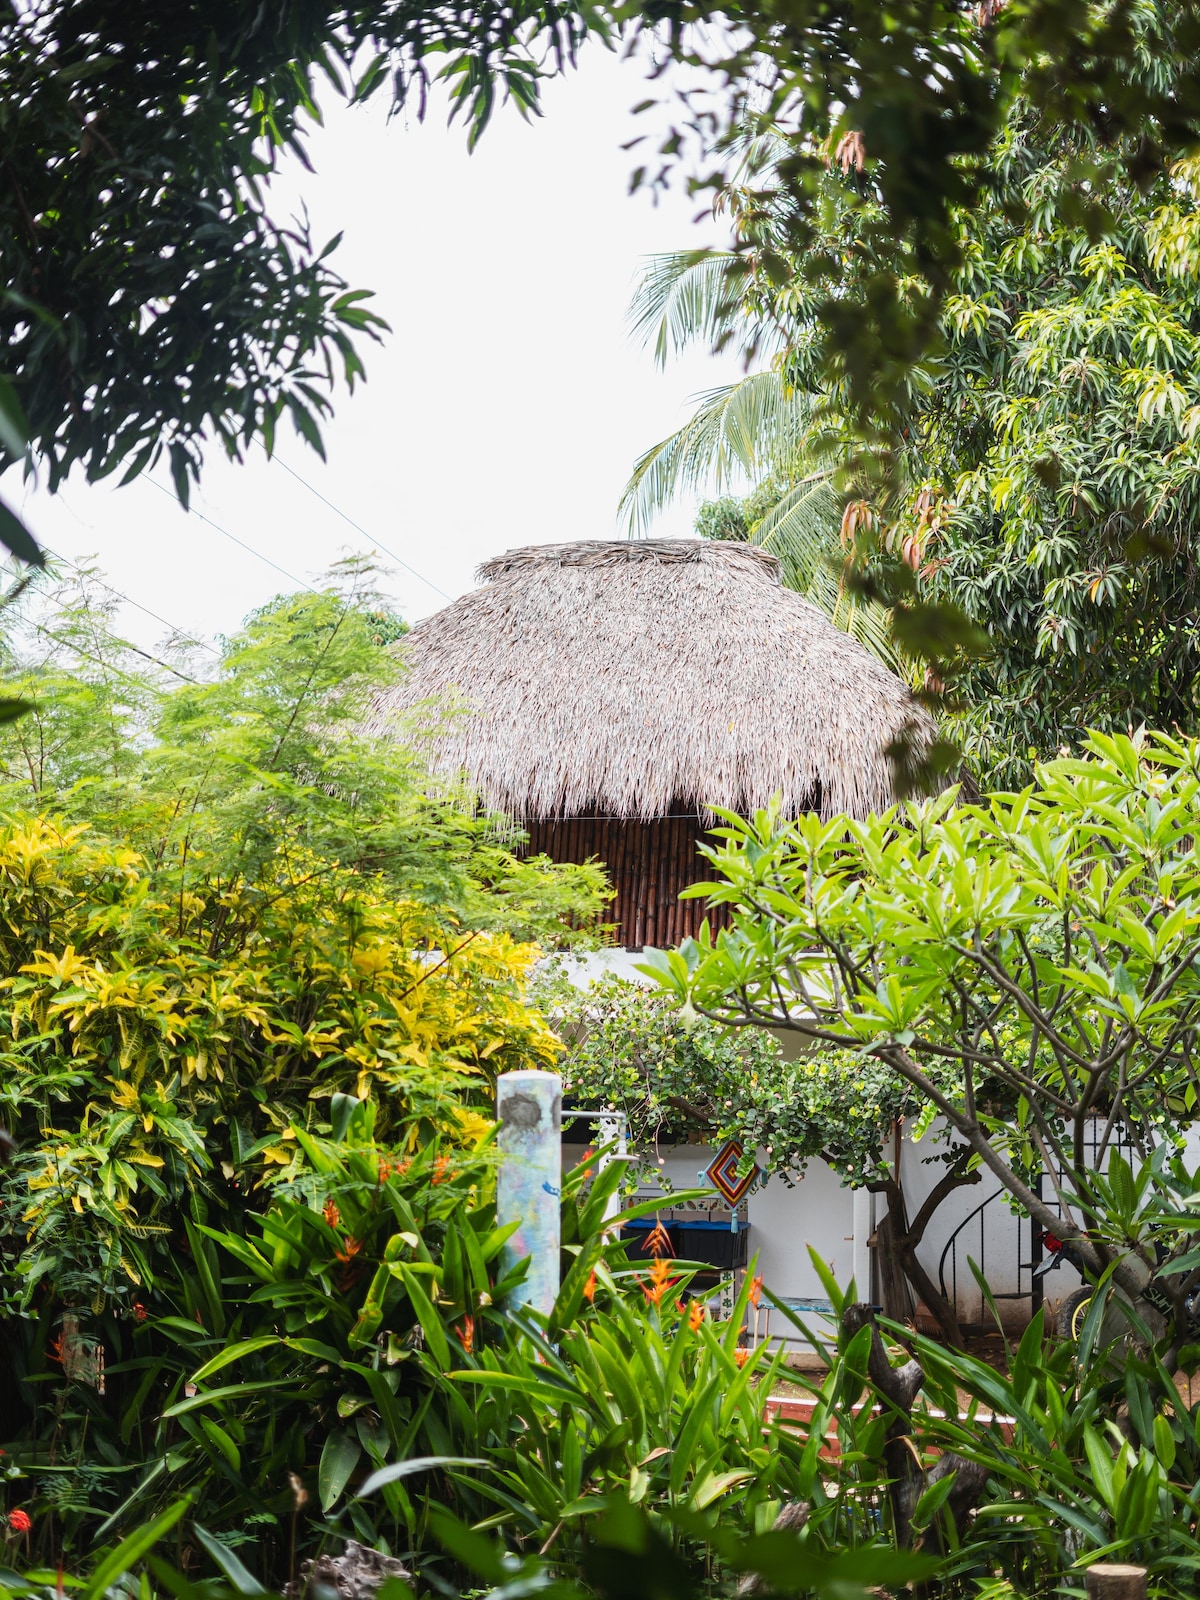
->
[368,539,936,948]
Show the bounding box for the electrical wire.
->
[259,446,453,601]
[28,615,199,687]
[39,539,223,661]
[140,475,322,595]
[16,468,414,686]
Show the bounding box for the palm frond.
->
[753,481,907,675]
[628,250,771,370]
[751,474,839,591]
[619,371,810,536]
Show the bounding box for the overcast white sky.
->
[9,46,742,651]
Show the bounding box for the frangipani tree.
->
[645,730,1200,1348]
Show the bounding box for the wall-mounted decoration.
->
[705,1139,760,1208]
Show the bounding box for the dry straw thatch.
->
[367,538,936,822]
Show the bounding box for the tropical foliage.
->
[0,811,557,1315]
[897,134,1200,780]
[628,74,1200,779]
[0,560,607,1570]
[541,970,976,1343]
[647,728,1200,1355]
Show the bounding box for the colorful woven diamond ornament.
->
[705,1139,760,1207]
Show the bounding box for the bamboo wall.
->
[522,809,733,950]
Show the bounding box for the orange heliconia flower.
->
[688,1299,705,1332]
[432,1155,452,1185]
[322,1199,341,1229]
[582,1270,597,1302]
[645,1220,673,1259]
[735,1347,751,1368]
[334,1234,366,1291]
[455,1315,475,1354]
[641,1257,677,1307]
[748,1275,763,1308]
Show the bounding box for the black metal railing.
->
[937,1179,1044,1322]
[935,1121,1134,1326]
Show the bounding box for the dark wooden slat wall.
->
[522,809,733,950]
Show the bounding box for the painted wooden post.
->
[496,1069,562,1318]
[1084,1565,1147,1600]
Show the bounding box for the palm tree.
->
[620,246,905,673]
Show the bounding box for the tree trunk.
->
[874,1203,916,1325]
[842,1302,989,1567]
[868,1164,980,1349]
[1085,1566,1147,1600]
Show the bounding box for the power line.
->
[52,470,420,664]
[29,614,199,687]
[25,486,226,661]
[140,475,322,596]
[9,469,421,693]
[40,538,222,661]
[260,446,453,602]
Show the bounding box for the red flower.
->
[455,1316,475,1354]
[132,1302,148,1323]
[322,1199,341,1229]
[8,1509,31,1534]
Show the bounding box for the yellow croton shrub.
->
[0,814,557,1307]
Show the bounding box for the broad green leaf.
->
[690,1468,754,1509]
[0,496,42,567]
[0,375,27,457]
[192,1524,265,1594]
[319,1428,362,1512]
[358,1455,485,1499]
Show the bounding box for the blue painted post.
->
[496,1069,562,1318]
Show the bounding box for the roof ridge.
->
[477,538,781,585]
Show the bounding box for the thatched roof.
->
[368,538,936,822]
